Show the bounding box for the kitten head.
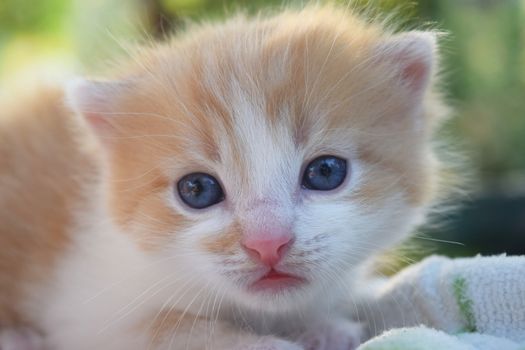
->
[68,6,447,312]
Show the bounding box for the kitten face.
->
[69,7,443,312]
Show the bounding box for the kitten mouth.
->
[249,269,306,293]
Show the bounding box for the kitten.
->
[0,4,448,350]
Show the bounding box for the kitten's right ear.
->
[66,78,127,137]
[372,31,437,98]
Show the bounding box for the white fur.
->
[0,328,43,350]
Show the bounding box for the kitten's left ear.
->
[373,31,437,96]
[66,78,130,139]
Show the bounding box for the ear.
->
[373,31,437,97]
[66,78,128,137]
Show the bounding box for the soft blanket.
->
[356,255,525,350]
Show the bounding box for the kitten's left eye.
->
[177,173,224,209]
[302,155,347,191]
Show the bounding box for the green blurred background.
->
[1,0,524,259]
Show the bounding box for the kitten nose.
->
[241,233,293,267]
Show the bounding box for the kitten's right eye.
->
[177,173,224,209]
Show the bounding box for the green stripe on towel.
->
[452,277,477,332]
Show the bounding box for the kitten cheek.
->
[200,221,243,256]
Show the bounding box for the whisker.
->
[413,235,465,246]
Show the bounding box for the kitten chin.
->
[1,4,451,349]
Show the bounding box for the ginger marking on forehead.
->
[185,66,234,164]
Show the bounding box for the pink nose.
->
[242,234,293,267]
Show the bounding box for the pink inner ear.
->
[401,56,431,92]
[376,32,436,95]
[84,112,114,134]
[66,78,121,137]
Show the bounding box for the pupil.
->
[189,180,202,195]
[320,163,332,177]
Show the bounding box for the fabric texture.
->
[355,255,525,350]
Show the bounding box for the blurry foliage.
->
[434,0,525,188]
[0,0,70,34]
[0,0,524,255]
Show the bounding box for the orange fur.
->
[0,85,99,326]
[202,221,243,255]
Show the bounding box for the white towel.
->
[354,255,525,349]
[357,326,523,350]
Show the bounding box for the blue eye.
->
[302,155,347,191]
[177,173,224,209]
